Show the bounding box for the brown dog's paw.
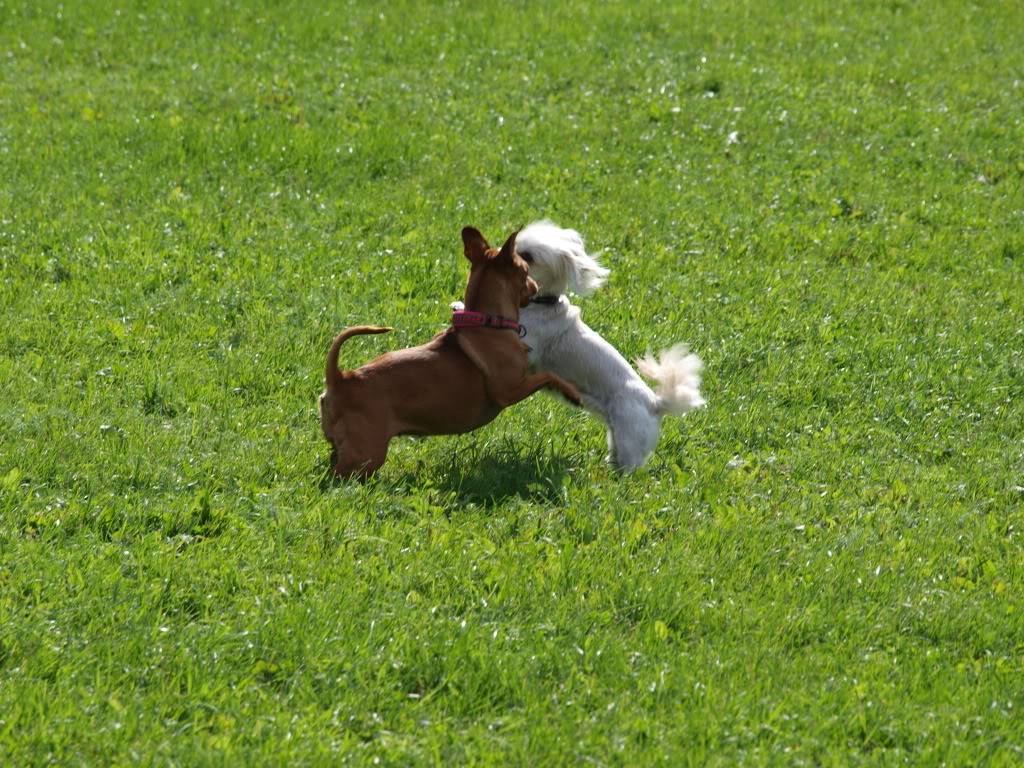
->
[562,384,583,407]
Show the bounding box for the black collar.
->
[529,295,561,305]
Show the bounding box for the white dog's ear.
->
[566,249,610,296]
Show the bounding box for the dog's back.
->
[522,300,658,413]
[323,329,499,439]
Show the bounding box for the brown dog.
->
[319,227,583,479]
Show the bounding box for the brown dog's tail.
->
[325,326,392,390]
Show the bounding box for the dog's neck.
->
[529,294,561,306]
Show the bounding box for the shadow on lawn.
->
[431,441,573,507]
[317,440,573,507]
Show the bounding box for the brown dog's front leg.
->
[455,333,581,409]
[491,372,582,408]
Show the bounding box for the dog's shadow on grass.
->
[318,443,573,507]
[428,442,574,507]
[317,439,577,507]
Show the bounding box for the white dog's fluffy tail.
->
[636,344,706,415]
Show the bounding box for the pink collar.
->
[452,310,525,337]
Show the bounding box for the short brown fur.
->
[319,227,582,479]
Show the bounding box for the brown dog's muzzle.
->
[522,276,539,305]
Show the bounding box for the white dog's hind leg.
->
[605,401,661,471]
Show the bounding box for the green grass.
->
[2,0,1024,763]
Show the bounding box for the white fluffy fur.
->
[515,219,610,297]
[517,220,705,471]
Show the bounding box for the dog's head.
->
[461,227,537,311]
[515,220,609,298]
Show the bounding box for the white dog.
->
[515,220,705,471]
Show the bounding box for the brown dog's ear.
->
[497,228,520,261]
[462,227,490,263]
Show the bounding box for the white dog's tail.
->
[636,344,706,416]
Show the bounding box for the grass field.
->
[3,0,1024,763]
